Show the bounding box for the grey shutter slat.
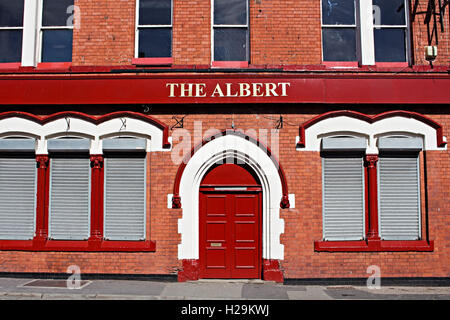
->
[323,157,365,241]
[104,157,146,240]
[49,158,90,240]
[0,158,36,240]
[378,156,421,240]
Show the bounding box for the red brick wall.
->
[250,0,322,65]
[72,0,135,66]
[0,109,448,279]
[70,0,449,67]
[411,0,450,66]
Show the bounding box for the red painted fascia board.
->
[0,74,449,107]
[314,240,434,252]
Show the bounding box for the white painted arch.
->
[0,114,171,153]
[177,134,285,260]
[296,115,447,153]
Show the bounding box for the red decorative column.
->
[90,155,104,244]
[365,155,380,241]
[35,155,49,243]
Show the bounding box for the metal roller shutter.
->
[104,157,146,240]
[0,157,36,240]
[378,156,421,240]
[49,157,90,240]
[322,157,365,241]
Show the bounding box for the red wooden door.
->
[199,190,261,279]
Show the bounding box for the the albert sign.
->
[166,82,291,98]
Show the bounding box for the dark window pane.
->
[374,28,406,62]
[322,28,356,61]
[322,0,355,25]
[0,0,24,27]
[139,0,171,25]
[41,29,73,62]
[138,28,172,58]
[214,28,248,61]
[373,0,405,25]
[0,30,22,62]
[42,0,74,27]
[214,0,247,25]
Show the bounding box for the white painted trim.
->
[359,0,375,65]
[0,116,168,154]
[297,116,447,152]
[135,0,173,58]
[21,0,38,66]
[288,194,295,209]
[177,134,284,260]
[211,0,249,63]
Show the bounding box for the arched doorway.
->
[199,161,262,279]
[173,131,288,282]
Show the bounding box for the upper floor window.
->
[321,0,410,65]
[321,0,357,62]
[136,0,172,58]
[373,0,409,62]
[212,0,249,63]
[39,0,74,62]
[0,0,24,63]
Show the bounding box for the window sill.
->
[314,239,434,252]
[374,62,409,68]
[323,61,359,69]
[37,62,72,71]
[0,238,156,252]
[0,62,21,71]
[132,57,173,66]
[212,61,249,68]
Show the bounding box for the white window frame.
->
[320,0,358,62]
[135,0,173,58]
[36,0,74,64]
[211,0,249,63]
[320,0,411,65]
[372,0,411,64]
[0,0,24,63]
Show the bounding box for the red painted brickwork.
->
[0,108,448,279]
[69,0,449,67]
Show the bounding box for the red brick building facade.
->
[0,0,449,283]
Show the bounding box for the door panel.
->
[200,191,261,279]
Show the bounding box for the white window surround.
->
[296,115,447,153]
[36,0,74,64]
[177,134,285,260]
[134,0,173,59]
[0,116,170,153]
[211,0,249,63]
[320,0,411,65]
[20,0,75,66]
